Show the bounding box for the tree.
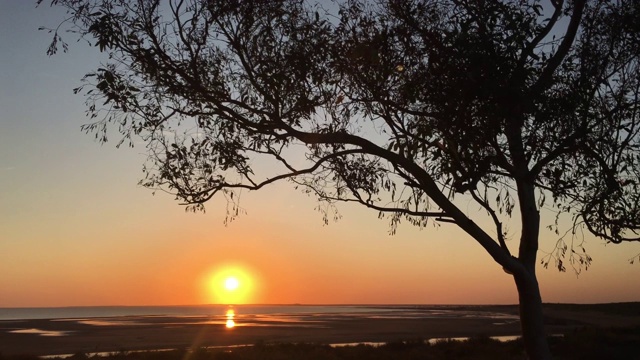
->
[40,0,640,358]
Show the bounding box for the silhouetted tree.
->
[40,0,640,359]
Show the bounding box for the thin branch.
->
[531,0,587,95]
[518,0,565,67]
[179,149,363,205]
[471,189,511,256]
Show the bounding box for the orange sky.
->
[1,2,639,308]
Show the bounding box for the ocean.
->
[0,305,366,321]
[0,304,517,323]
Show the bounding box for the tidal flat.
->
[1,303,639,359]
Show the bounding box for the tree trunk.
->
[511,170,550,359]
[515,270,552,360]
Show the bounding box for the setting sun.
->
[202,264,258,304]
[225,277,239,291]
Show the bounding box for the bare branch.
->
[471,188,511,256]
[531,0,587,95]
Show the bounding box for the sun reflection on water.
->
[225,309,235,329]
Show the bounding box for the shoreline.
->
[1,304,639,356]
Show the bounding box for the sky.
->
[1,1,639,308]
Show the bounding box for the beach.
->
[1,304,638,356]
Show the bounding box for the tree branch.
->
[179,149,363,205]
[531,0,586,95]
[518,0,565,67]
[282,126,519,272]
[470,189,511,256]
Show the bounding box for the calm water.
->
[0,305,371,321]
[0,304,517,323]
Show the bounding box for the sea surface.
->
[0,304,517,323]
[0,305,365,321]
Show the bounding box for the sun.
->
[203,265,258,304]
[225,277,239,291]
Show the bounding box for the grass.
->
[1,326,639,360]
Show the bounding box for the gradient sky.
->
[1,1,639,308]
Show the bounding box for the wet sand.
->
[1,304,638,356]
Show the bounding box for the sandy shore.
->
[1,304,638,356]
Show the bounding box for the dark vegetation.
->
[544,302,640,317]
[3,326,640,360]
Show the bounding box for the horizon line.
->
[2,301,639,309]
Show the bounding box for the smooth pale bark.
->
[513,179,552,360]
[515,270,552,360]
